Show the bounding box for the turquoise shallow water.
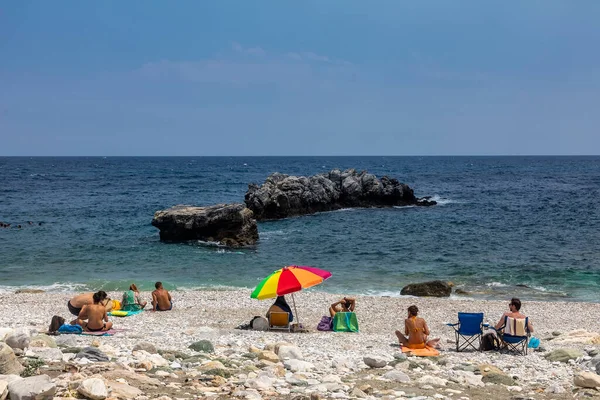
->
[1,156,599,302]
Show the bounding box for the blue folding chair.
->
[446,312,484,352]
[492,316,530,355]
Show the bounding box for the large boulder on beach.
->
[78,378,108,400]
[544,348,583,363]
[189,340,214,353]
[0,343,24,375]
[152,203,258,247]
[7,375,55,400]
[245,169,435,220]
[400,281,452,297]
[75,347,109,362]
[4,329,30,350]
[574,371,600,389]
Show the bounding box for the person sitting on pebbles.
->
[329,297,356,317]
[395,305,440,349]
[76,291,113,332]
[68,291,113,319]
[152,281,172,311]
[121,283,147,311]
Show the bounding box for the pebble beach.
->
[1,289,600,399]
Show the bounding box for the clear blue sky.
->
[1,1,599,155]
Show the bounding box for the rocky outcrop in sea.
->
[152,169,434,246]
[151,204,258,247]
[245,169,436,221]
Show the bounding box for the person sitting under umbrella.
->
[267,295,294,322]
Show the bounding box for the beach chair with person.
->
[490,298,534,355]
[492,315,531,355]
[268,312,291,331]
[446,312,484,352]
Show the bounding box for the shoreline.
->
[1,283,593,304]
[1,289,600,398]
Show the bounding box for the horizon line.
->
[1,154,599,158]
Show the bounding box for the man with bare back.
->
[152,282,172,311]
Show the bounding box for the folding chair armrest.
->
[446,322,459,327]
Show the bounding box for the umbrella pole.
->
[291,292,300,325]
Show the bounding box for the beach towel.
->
[332,312,359,332]
[57,324,83,334]
[401,345,440,357]
[504,317,527,336]
[82,329,119,336]
[108,310,142,317]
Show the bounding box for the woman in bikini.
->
[76,291,113,332]
[395,305,440,349]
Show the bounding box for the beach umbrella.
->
[251,265,332,324]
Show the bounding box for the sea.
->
[1,156,599,302]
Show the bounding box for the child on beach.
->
[152,282,172,311]
[395,305,440,349]
[76,291,113,332]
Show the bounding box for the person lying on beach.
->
[495,297,534,333]
[267,295,294,322]
[122,283,147,311]
[68,292,113,317]
[395,305,440,349]
[76,291,113,332]
[152,282,172,311]
[329,297,355,317]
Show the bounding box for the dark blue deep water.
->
[1,156,599,302]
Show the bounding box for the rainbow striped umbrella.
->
[251,265,332,323]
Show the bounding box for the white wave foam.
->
[429,195,458,206]
[196,240,225,247]
[216,248,245,255]
[486,282,508,287]
[0,282,89,294]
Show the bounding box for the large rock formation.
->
[245,169,436,220]
[400,281,452,297]
[152,203,258,247]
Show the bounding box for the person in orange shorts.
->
[395,305,440,349]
